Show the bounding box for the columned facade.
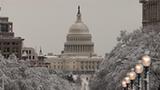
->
[140,0,160,27]
[63,6,95,56]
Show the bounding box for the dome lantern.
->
[76,5,82,23]
[69,6,89,34]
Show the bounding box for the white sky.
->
[0,0,142,56]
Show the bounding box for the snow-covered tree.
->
[0,53,80,90]
[90,27,160,90]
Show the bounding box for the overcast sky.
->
[0,0,142,56]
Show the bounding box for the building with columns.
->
[45,6,103,74]
[63,6,95,57]
[140,0,160,28]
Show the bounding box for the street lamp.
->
[122,79,127,90]
[142,55,151,67]
[124,76,130,90]
[128,68,136,90]
[135,61,143,90]
[142,55,151,90]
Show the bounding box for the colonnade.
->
[64,45,93,53]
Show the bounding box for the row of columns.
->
[64,45,93,52]
[67,37,91,41]
[143,1,160,24]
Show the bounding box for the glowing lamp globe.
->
[135,63,143,74]
[122,80,127,88]
[124,76,130,84]
[142,55,151,67]
[129,68,136,80]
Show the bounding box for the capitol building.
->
[45,6,103,74]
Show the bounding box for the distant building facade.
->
[37,48,50,67]
[22,47,50,67]
[45,55,103,74]
[45,6,103,74]
[22,47,38,66]
[22,47,38,60]
[0,17,24,59]
[140,0,160,27]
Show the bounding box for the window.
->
[89,65,91,69]
[54,65,56,69]
[85,66,88,70]
[7,48,9,52]
[81,65,84,70]
[3,42,6,45]
[92,66,95,69]
[26,51,28,54]
[73,65,75,69]
[12,42,15,45]
[15,48,18,52]
[29,56,31,59]
[4,48,9,52]
[32,56,35,59]
[7,42,10,45]
[1,24,8,32]
[12,48,18,53]
[81,61,84,64]
[29,50,31,54]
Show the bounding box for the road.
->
[80,75,90,90]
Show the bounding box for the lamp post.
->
[1,74,7,90]
[142,55,151,90]
[135,61,143,90]
[128,68,136,90]
[124,76,130,90]
[2,74,4,90]
[122,79,127,90]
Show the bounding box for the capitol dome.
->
[69,6,89,34]
[69,22,89,34]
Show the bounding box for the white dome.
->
[69,22,89,34]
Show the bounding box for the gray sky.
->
[0,0,142,56]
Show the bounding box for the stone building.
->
[45,55,103,74]
[140,0,160,27]
[0,17,24,59]
[37,48,49,67]
[45,6,103,74]
[22,47,38,60]
[22,47,38,66]
[22,47,50,67]
[63,6,95,57]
